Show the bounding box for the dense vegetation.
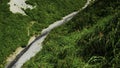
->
[0,0,87,67]
[23,0,120,68]
[0,1,30,67]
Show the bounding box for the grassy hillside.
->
[0,0,87,67]
[23,0,120,68]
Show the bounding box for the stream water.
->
[6,0,92,68]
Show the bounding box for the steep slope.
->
[0,0,87,67]
[23,0,120,68]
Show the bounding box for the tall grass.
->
[0,0,87,67]
[23,0,120,67]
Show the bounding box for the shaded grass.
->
[23,0,120,67]
[0,0,87,67]
[23,13,117,68]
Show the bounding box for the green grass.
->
[0,0,87,67]
[23,0,120,67]
[23,14,118,68]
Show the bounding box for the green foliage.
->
[23,0,120,68]
[0,3,31,67]
[24,0,87,32]
[0,0,87,67]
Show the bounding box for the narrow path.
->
[6,0,93,68]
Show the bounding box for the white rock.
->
[8,0,34,15]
